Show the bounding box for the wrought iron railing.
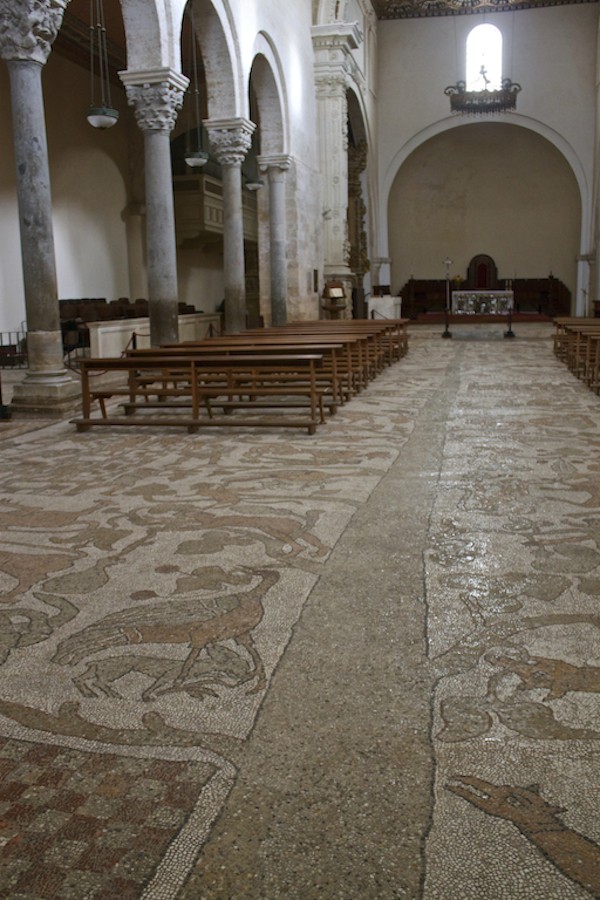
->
[0,330,27,368]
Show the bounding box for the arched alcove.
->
[249,46,287,325]
[387,122,581,299]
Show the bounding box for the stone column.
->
[123,203,147,301]
[120,69,187,346]
[258,155,292,326]
[0,0,80,413]
[205,118,255,334]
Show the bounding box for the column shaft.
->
[121,71,188,347]
[205,118,255,334]
[6,59,77,409]
[222,164,247,334]
[261,162,291,327]
[144,130,179,345]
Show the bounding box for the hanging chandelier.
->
[184,8,209,168]
[87,0,119,129]
[444,77,521,115]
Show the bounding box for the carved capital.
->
[257,154,293,174]
[0,0,69,65]
[124,80,186,134]
[315,70,349,100]
[204,118,255,167]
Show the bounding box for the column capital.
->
[120,68,188,134]
[257,154,293,174]
[204,118,256,167]
[0,0,69,65]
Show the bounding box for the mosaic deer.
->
[53,569,279,697]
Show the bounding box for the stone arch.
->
[381,115,589,256]
[379,115,590,312]
[188,0,244,120]
[249,35,287,155]
[119,0,176,70]
[313,1,340,24]
[347,86,373,313]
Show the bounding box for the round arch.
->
[249,34,288,155]
[379,113,591,255]
[119,0,178,70]
[189,0,245,119]
[379,115,591,312]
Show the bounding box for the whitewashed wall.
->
[0,52,131,333]
[0,0,324,333]
[377,4,598,303]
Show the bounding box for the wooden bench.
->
[71,353,326,434]
[556,323,600,378]
[154,340,346,412]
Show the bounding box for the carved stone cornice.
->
[120,70,189,134]
[0,0,69,65]
[373,0,594,20]
[204,118,256,167]
[312,22,365,93]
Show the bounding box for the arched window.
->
[466,24,502,92]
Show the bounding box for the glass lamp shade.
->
[185,150,209,168]
[87,106,119,129]
[245,180,264,192]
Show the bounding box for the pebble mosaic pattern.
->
[1,325,600,897]
[0,357,418,898]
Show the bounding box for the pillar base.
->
[11,372,81,417]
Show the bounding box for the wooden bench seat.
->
[142,341,346,411]
[71,354,326,434]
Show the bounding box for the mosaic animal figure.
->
[54,569,279,696]
[447,775,600,896]
[72,643,253,701]
[487,650,600,700]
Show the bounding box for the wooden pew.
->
[156,339,347,411]
[552,317,600,364]
[71,353,326,434]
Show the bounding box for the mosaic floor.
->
[1,323,600,898]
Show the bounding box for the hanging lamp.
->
[87,0,119,129]
[184,9,209,168]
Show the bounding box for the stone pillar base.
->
[11,372,81,417]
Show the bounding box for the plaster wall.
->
[0,0,335,333]
[377,4,598,294]
[388,122,581,293]
[0,53,131,334]
[227,0,322,316]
